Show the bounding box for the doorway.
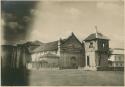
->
[70,56,78,69]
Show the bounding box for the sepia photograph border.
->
[0,0,125,86]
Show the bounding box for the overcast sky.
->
[29,1,124,48]
[2,1,124,49]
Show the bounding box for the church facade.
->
[59,33,85,69]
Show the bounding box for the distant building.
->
[28,33,85,69]
[108,48,124,67]
[83,32,110,70]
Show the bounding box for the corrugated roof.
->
[2,40,25,46]
[84,33,109,41]
[109,48,124,55]
[25,40,43,46]
[19,40,44,53]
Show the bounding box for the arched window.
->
[102,43,105,48]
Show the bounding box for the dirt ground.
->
[28,69,124,86]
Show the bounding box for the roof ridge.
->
[44,40,58,44]
[60,32,82,45]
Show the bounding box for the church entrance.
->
[70,56,78,69]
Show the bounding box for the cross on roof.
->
[95,25,98,38]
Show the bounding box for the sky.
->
[1,0,124,49]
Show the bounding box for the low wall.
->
[97,67,124,71]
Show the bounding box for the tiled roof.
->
[40,53,59,58]
[32,32,82,53]
[32,41,58,53]
[84,33,109,41]
[60,32,82,46]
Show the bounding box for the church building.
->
[28,33,85,69]
[26,31,110,70]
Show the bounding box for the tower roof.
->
[84,33,109,41]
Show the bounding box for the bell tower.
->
[84,27,109,70]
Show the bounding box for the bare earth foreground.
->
[28,69,124,86]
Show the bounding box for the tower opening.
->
[87,56,90,66]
